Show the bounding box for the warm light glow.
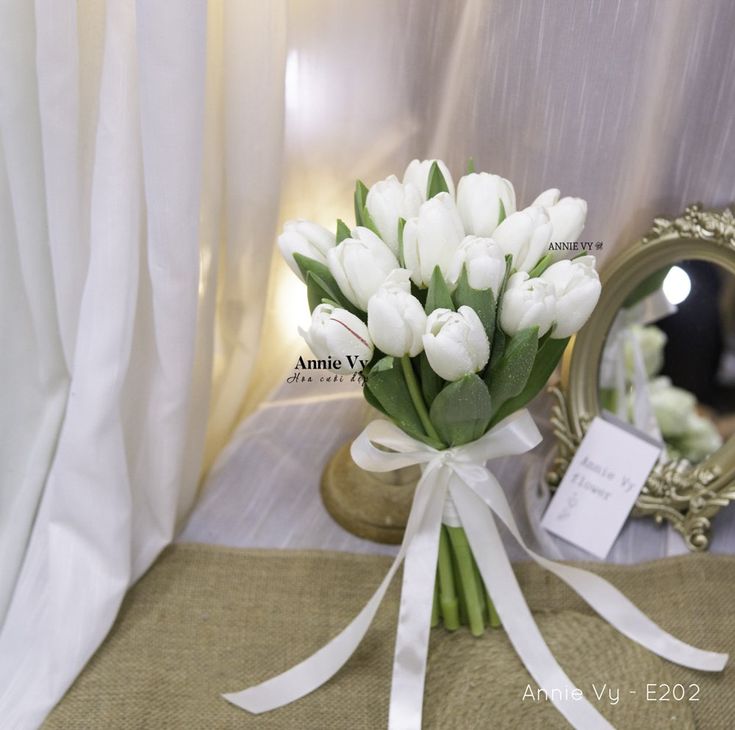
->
[662,265,691,305]
[198,246,212,299]
[275,262,312,334]
[285,50,300,113]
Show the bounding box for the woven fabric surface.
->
[44,544,735,729]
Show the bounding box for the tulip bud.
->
[548,197,587,248]
[403,158,455,200]
[533,189,588,256]
[675,411,722,461]
[492,205,552,273]
[447,236,506,294]
[299,303,373,372]
[648,377,697,437]
[532,188,560,208]
[540,254,601,338]
[403,193,465,287]
[327,227,399,310]
[422,306,490,382]
[365,175,423,255]
[278,220,336,280]
[500,272,556,336]
[367,270,427,357]
[456,172,516,237]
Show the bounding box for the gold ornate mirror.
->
[548,204,735,550]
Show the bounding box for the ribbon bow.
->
[224,410,726,729]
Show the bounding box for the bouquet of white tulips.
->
[229,185,723,728]
[278,158,601,635]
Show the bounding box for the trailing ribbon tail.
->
[458,471,728,672]
[221,450,446,718]
[451,479,616,730]
[387,464,447,729]
[223,410,727,730]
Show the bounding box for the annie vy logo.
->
[286,355,367,384]
[548,240,603,252]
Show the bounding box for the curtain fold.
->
[0,1,286,726]
[0,0,70,633]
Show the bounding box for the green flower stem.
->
[431,572,440,628]
[471,556,488,624]
[437,527,460,630]
[447,526,485,637]
[486,587,501,628]
[400,355,443,447]
[451,544,468,627]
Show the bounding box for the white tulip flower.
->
[677,412,723,462]
[403,192,465,287]
[367,270,427,357]
[278,219,336,280]
[365,175,423,255]
[533,188,588,254]
[327,227,399,310]
[532,188,561,208]
[492,205,552,273]
[540,255,601,338]
[500,272,556,337]
[299,303,374,372]
[447,236,506,294]
[647,377,697,438]
[403,158,455,200]
[422,306,490,382]
[456,172,516,237]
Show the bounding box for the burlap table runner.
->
[44,544,735,729]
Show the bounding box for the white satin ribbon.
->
[223,410,727,729]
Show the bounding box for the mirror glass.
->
[599,259,735,463]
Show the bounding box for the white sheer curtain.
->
[0,1,285,727]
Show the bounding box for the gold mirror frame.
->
[548,204,735,550]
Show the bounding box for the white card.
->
[541,414,663,559]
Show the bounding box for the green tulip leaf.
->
[419,351,444,407]
[361,208,380,236]
[353,180,380,235]
[497,199,507,226]
[397,217,407,267]
[294,253,335,288]
[452,266,496,346]
[354,180,368,227]
[488,328,506,373]
[466,157,476,174]
[295,253,359,315]
[527,253,553,278]
[425,266,454,314]
[486,326,539,419]
[427,161,450,199]
[304,271,336,314]
[361,348,384,380]
[623,267,670,309]
[306,273,360,319]
[336,219,351,243]
[490,335,570,426]
[429,374,492,447]
[366,356,432,444]
[487,255,514,371]
[362,379,388,416]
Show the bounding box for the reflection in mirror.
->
[599,260,735,463]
